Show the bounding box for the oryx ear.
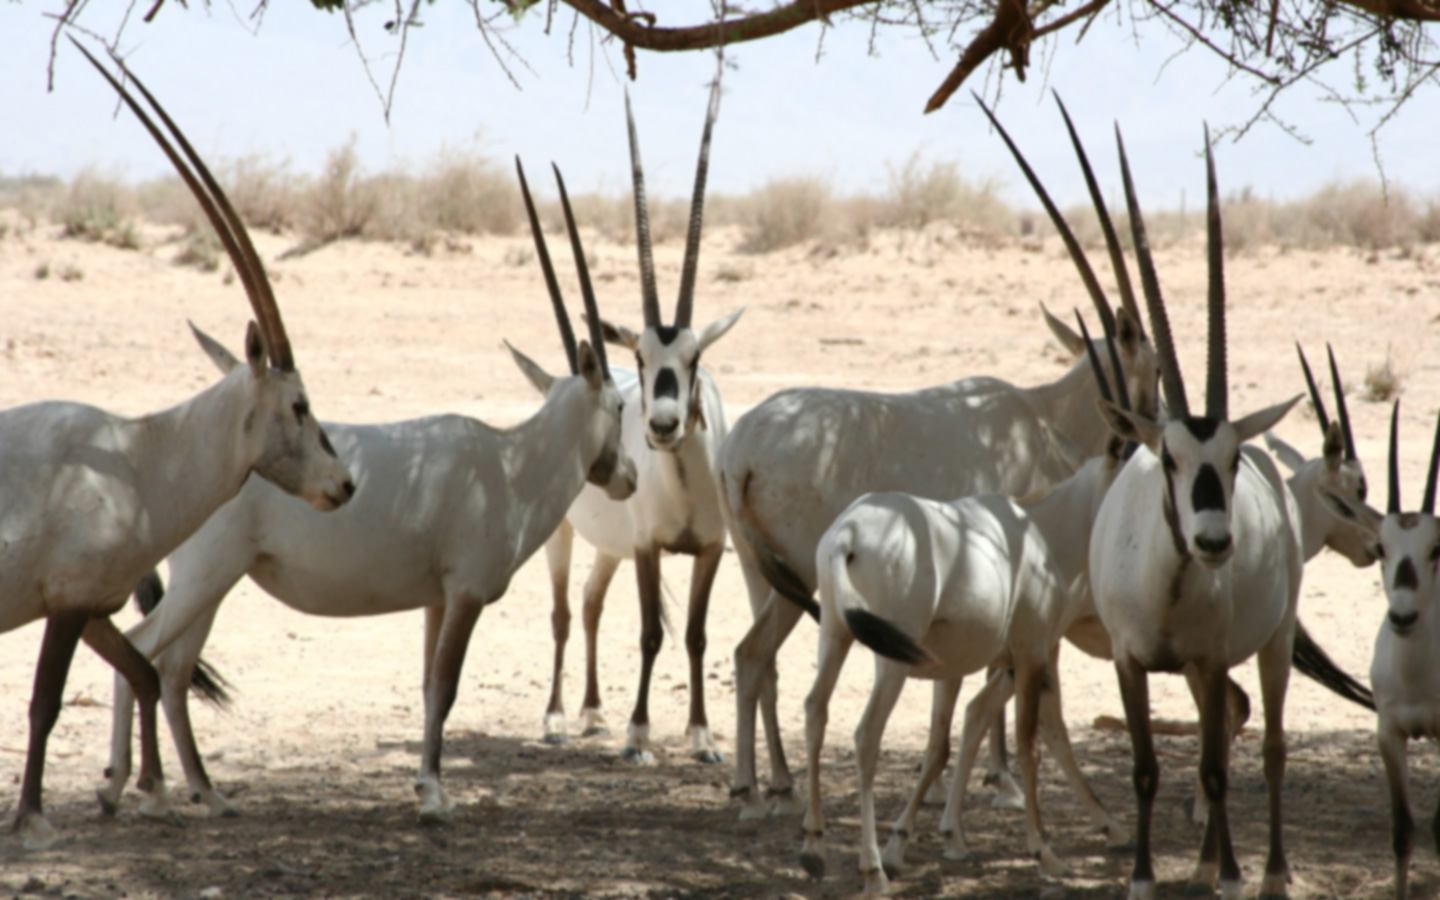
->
[243,321,268,377]
[505,340,556,396]
[1321,420,1344,472]
[1318,487,1383,537]
[594,317,641,351]
[577,340,605,390]
[189,320,243,374]
[1097,398,1164,451]
[1263,432,1306,473]
[697,307,745,353]
[1040,303,1086,357]
[1105,434,1128,466]
[1234,395,1303,444]
[1115,306,1142,357]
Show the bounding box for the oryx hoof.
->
[1036,846,1072,879]
[861,865,892,895]
[767,786,803,818]
[1182,794,1209,828]
[881,858,902,880]
[416,780,456,825]
[17,814,62,852]
[1128,879,1158,900]
[691,748,725,765]
[418,805,455,826]
[619,746,655,764]
[1102,821,1134,851]
[799,851,826,880]
[195,790,241,819]
[881,835,907,875]
[941,835,974,863]
[1258,868,1291,900]
[581,726,610,738]
[542,733,569,746]
[986,772,1026,811]
[95,787,119,817]
[1183,881,1215,898]
[1219,880,1244,900]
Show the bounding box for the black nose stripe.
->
[1192,464,1225,512]
[653,367,679,400]
[1395,557,1419,590]
[318,428,338,458]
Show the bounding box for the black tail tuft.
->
[1292,620,1374,711]
[131,569,234,710]
[844,609,931,666]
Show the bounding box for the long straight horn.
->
[1327,344,1357,460]
[553,163,608,375]
[973,93,1115,337]
[1423,408,1440,516]
[1203,125,1227,421]
[624,91,662,327]
[516,158,578,374]
[1116,126,1189,419]
[1388,400,1402,515]
[1054,93,1143,339]
[1074,312,1114,405]
[674,78,721,330]
[1296,344,1330,439]
[73,39,293,370]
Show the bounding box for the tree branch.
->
[556,0,876,51]
[924,0,1031,112]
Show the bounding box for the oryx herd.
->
[4,37,1436,900]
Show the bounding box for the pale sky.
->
[1,0,1436,209]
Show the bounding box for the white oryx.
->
[538,84,744,763]
[1087,127,1303,900]
[0,42,354,849]
[98,161,636,825]
[800,314,1136,893]
[1327,403,1440,900]
[723,95,1162,820]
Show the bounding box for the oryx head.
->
[601,84,743,452]
[980,92,1161,431]
[1091,126,1299,568]
[1329,404,1440,636]
[1267,344,1381,566]
[76,39,355,512]
[508,158,636,502]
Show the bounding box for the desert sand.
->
[1,219,1439,899]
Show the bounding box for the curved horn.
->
[1054,92,1144,339]
[973,93,1115,337]
[73,38,293,370]
[516,158,579,375]
[674,77,721,331]
[1389,400,1402,515]
[1116,126,1189,419]
[552,164,608,375]
[624,91,662,328]
[1424,408,1440,516]
[1204,125,1227,421]
[1296,344,1331,439]
[1327,344,1357,461]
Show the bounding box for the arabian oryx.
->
[800,314,1138,893]
[0,41,354,849]
[1326,403,1440,900]
[1087,128,1304,900]
[723,93,1163,820]
[537,84,744,763]
[98,161,636,825]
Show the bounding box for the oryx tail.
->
[721,471,819,619]
[824,522,930,666]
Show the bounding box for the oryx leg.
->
[1379,724,1413,900]
[415,597,485,823]
[940,668,1015,863]
[981,666,1025,810]
[1185,672,1252,827]
[733,590,805,819]
[13,610,88,850]
[1190,661,1242,900]
[580,553,621,737]
[152,613,238,818]
[854,659,910,895]
[1014,658,1070,877]
[684,543,725,763]
[542,519,574,744]
[623,546,663,763]
[1034,652,1128,849]
[1256,628,1293,899]
[799,615,854,881]
[883,676,961,877]
[1115,656,1160,900]
[81,618,176,824]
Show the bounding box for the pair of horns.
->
[1075,310,1139,459]
[516,159,609,378]
[626,74,722,330]
[1387,402,1440,516]
[72,37,294,371]
[1297,344,1356,460]
[975,92,1146,351]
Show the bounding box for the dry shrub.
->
[0,174,64,227]
[227,154,302,234]
[301,138,378,245]
[174,230,221,272]
[879,152,1012,232]
[739,175,833,253]
[418,144,517,236]
[57,169,135,242]
[1364,346,1404,402]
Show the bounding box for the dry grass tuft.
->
[56,170,136,245]
[1364,346,1405,402]
[738,175,834,254]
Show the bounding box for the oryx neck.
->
[1027,359,1112,457]
[1285,458,1332,562]
[1025,457,1109,590]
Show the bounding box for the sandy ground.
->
[1,218,1439,899]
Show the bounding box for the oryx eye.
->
[292,399,310,423]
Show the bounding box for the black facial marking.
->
[1183,416,1222,442]
[1192,464,1226,512]
[318,428,338,459]
[654,325,682,345]
[1395,557,1419,590]
[1358,477,1369,502]
[293,397,310,423]
[653,367,680,400]
[1161,467,1190,558]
